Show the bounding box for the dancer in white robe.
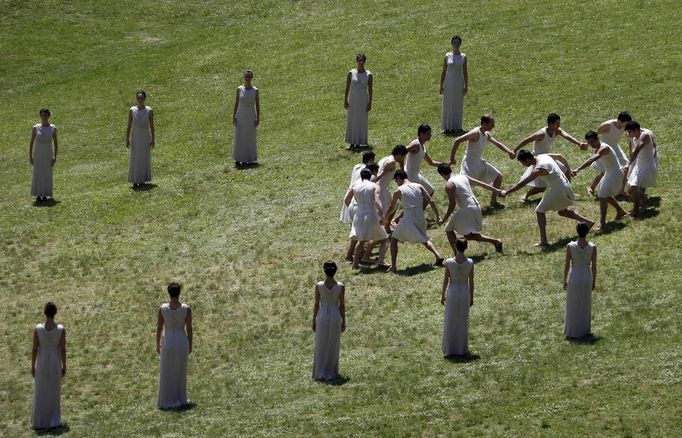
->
[312,261,345,381]
[441,238,474,357]
[439,35,468,134]
[563,222,597,339]
[587,111,631,196]
[29,108,58,202]
[623,121,658,218]
[405,124,443,196]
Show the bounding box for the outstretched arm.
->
[440,182,457,225]
[489,135,516,159]
[467,176,501,193]
[450,130,476,163]
[424,151,442,167]
[514,131,544,153]
[573,148,607,175]
[502,168,544,196]
[558,128,587,149]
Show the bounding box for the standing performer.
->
[623,121,658,218]
[344,168,389,269]
[157,282,193,410]
[344,54,373,150]
[340,151,376,224]
[441,238,474,357]
[312,261,346,381]
[449,115,516,208]
[563,222,597,340]
[344,163,380,264]
[126,90,155,187]
[587,112,632,197]
[29,108,58,202]
[31,302,66,430]
[373,145,408,214]
[384,170,444,273]
[405,124,443,196]
[501,151,594,246]
[572,131,629,230]
[440,35,468,134]
[436,164,503,253]
[232,70,260,165]
[513,113,587,203]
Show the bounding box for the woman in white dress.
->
[156,282,193,409]
[440,35,468,134]
[587,111,631,197]
[232,70,260,165]
[31,301,66,430]
[623,121,658,218]
[344,54,373,150]
[572,131,629,230]
[441,239,474,357]
[312,261,346,381]
[563,223,597,339]
[126,90,155,187]
[29,108,58,203]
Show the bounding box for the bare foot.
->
[595,223,605,232]
[629,209,639,218]
[386,265,397,273]
[435,257,444,266]
[586,187,595,197]
[534,241,548,247]
[360,258,377,265]
[520,195,529,204]
[614,211,630,221]
[344,257,353,264]
[494,240,503,253]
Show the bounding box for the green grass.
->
[1,0,681,436]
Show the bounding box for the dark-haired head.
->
[625,121,640,132]
[394,169,408,181]
[437,163,453,176]
[323,260,337,277]
[391,144,408,157]
[365,163,379,175]
[362,151,376,164]
[576,222,590,238]
[356,53,367,63]
[517,149,534,163]
[244,69,254,79]
[167,282,181,298]
[136,89,146,99]
[617,111,632,123]
[360,168,372,180]
[418,123,431,136]
[44,301,57,318]
[39,108,51,117]
[584,130,599,141]
[547,113,560,125]
[451,35,462,45]
[481,114,494,125]
[455,238,468,252]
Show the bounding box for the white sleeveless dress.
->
[340,163,365,224]
[351,181,389,241]
[441,52,466,131]
[444,175,483,235]
[442,258,473,356]
[596,143,624,198]
[405,141,434,195]
[534,154,575,213]
[345,69,370,145]
[313,282,343,380]
[564,242,594,338]
[460,127,501,184]
[392,183,429,243]
[627,129,658,188]
[376,155,396,211]
[520,127,558,188]
[233,86,258,163]
[32,324,63,429]
[158,303,190,409]
[31,124,56,197]
[129,106,153,183]
[592,120,627,171]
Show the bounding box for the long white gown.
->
[31,124,56,197]
[158,303,190,409]
[313,282,343,380]
[345,69,370,145]
[627,129,658,188]
[460,127,500,184]
[533,154,575,213]
[340,163,364,224]
[564,242,594,338]
[392,183,429,243]
[404,141,434,195]
[128,106,153,183]
[233,86,258,163]
[351,181,389,241]
[441,52,466,132]
[444,175,483,235]
[32,324,63,429]
[596,143,624,198]
[442,258,473,356]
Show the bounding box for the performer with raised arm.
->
[587,112,631,197]
[623,121,658,217]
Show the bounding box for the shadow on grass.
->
[34,422,70,435]
[470,254,489,263]
[131,183,158,192]
[645,196,661,208]
[316,375,350,386]
[396,263,437,276]
[596,221,627,235]
[160,401,197,412]
[32,199,60,208]
[636,208,660,220]
[355,264,390,275]
[481,205,506,216]
[444,353,480,363]
[344,145,373,153]
[442,129,467,138]
[566,334,602,345]
[235,162,261,170]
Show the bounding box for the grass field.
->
[1,0,681,436]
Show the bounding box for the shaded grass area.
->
[1,0,681,436]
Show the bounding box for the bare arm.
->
[367,74,373,111]
[625,134,650,169]
[156,308,163,354]
[422,187,440,223]
[573,147,607,175]
[558,128,587,149]
[469,263,475,306]
[563,246,570,290]
[59,328,66,376]
[312,285,320,331]
[232,88,240,125]
[547,153,573,177]
[29,126,37,164]
[514,132,544,153]
[439,55,447,94]
[462,56,468,95]
[423,151,442,167]
[596,122,611,135]
[467,175,500,193]
[344,188,355,207]
[591,246,597,291]
[184,307,192,353]
[126,109,132,148]
[384,191,401,224]
[373,185,384,217]
[148,110,155,147]
[344,71,351,110]
[339,286,346,332]
[503,168,545,196]
[441,265,449,305]
[31,329,38,377]
[255,89,260,126]
[51,128,58,165]
[373,160,394,182]
[450,130,476,163]
[440,182,457,224]
[489,135,516,159]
